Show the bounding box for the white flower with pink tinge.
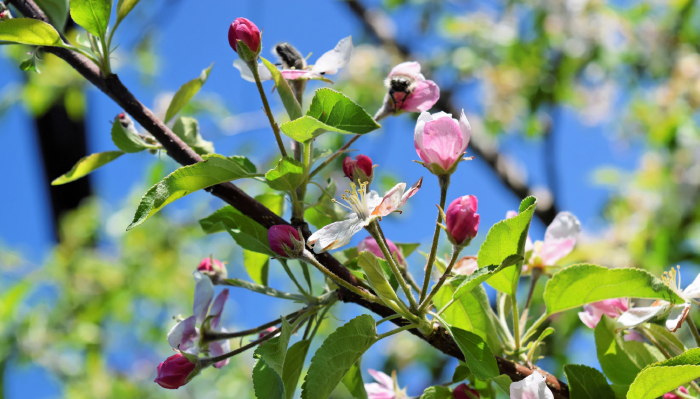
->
[167,271,231,368]
[510,371,554,399]
[414,111,471,175]
[308,179,422,253]
[578,299,628,328]
[234,36,353,82]
[506,210,580,273]
[364,369,407,399]
[375,61,440,120]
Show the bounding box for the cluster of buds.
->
[343,155,374,186]
[267,225,305,258]
[440,195,480,248]
[228,18,261,62]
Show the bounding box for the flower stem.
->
[418,245,462,314]
[202,308,306,342]
[368,221,419,310]
[512,292,521,351]
[420,174,450,303]
[520,313,548,343]
[687,315,700,348]
[377,324,419,340]
[376,314,401,326]
[279,258,310,298]
[301,249,382,304]
[248,60,288,158]
[308,134,360,179]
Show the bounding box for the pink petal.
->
[209,330,231,368]
[365,384,395,399]
[193,271,214,324]
[372,183,406,217]
[389,61,422,79]
[368,369,394,389]
[399,178,423,207]
[280,69,313,80]
[420,116,464,170]
[458,110,471,151]
[209,289,229,329]
[400,80,439,112]
[540,212,580,265]
[167,316,199,352]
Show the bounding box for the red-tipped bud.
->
[342,155,373,184]
[268,225,304,258]
[445,195,480,247]
[228,18,261,56]
[357,236,403,264]
[154,353,197,390]
[197,257,228,283]
[454,383,480,399]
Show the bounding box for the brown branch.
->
[8,0,568,396]
[342,0,559,226]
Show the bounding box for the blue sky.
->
[0,0,647,397]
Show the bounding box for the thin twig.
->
[308,134,360,179]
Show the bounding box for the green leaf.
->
[628,366,700,399]
[253,319,294,399]
[443,322,499,380]
[563,365,615,399]
[645,324,686,357]
[256,193,285,216]
[0,280,31,328]
[110,117,154,153]
[116,0,140,23]
[301,315,377,399]
[433,282,500,353]
[357,251,401,307]
[452,363,471,383]
[395,242,420,259]
[127,154,254,229]
[35,0,69,30]
[419,385,453,399]
[69,0,111,38]
[164,63,213,123]
[544,264,685,315]
[280,88,380,142]
[261,57,302,120]
[266,157,305,192]
[453,254,523,300]
[244,250,269,286]
[283,340,312,399]
[20,56,40,73]
[0,18,63,46]
[200,206,275,256]
[305,178,343,229]
[51,151,123,185]
[341,359,368,399]
[595,315,644,385]
[479,197,537,294]
[491,375,512,395]
[171,117,214,155]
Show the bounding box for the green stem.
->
[99,33,111,74]
[418,245,462,314]
[512,292,521,351]
[639,327,671,358]
[309,301,335,341]
[521,313,548,343]
[368,221,418,310]
[249,60,288,157]
[435,298,455,317]
[279,259,310,298]
[220,278,308,302]
[202,308,305,342]
[420,174,450,303]
[301,249,382,304]
[687,315,700,348]
[375,314,401,326]
[60,43,102,67]
[377,324,419,340]
[308,134,360,179]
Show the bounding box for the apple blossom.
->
[308,179,422,253]
[375,61,440,120]
[228,18,261,56]
[197,257,227,282]
[154,353,198,389]
[445,195,480,247]
[510,371,554,399]
[518,211,580,273]
[365,369,407,399]
[357,236,403,264]
[578,299,628,329]
[267,225,304,258]
[234,36,353,83]
[343,154,373,184]
[414,111,471,175]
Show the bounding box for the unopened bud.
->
[445,195,480,247]
[154,353,200,390]
[342,155,373,185]
[228,18,261,62]
[454,383,480,399]
[197,257,228,283]
[267,225,304,258]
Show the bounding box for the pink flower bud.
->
[445,195,480,246]
[664,386,688,399]
[228,18,261,54]
[414,110,471,175]
[258,326,277,339]
[578,299,628,329]
[454,383,480,399]
[196,257,228,284]
[342,155,373,183]
[357,236,403,264]
[268,225,302,258]
[154,353,197,389]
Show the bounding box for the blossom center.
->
[335,182,371,220]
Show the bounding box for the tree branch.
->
[8,0,568,396]
[341,0,559,226]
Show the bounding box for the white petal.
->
[459,110,471,152]
[312,36,353,75]
[399,177,423,206]
[193,271,214,324]
[666,303,691,332]
[366,190,382,209]
[308,215,364,252]
[540,212,581,265]
[615,304,669,331]
[510,371,554,399]
[682,274,700,300]
[389,61,422,78]
[371,183,406,217]
[167,316,199,353]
